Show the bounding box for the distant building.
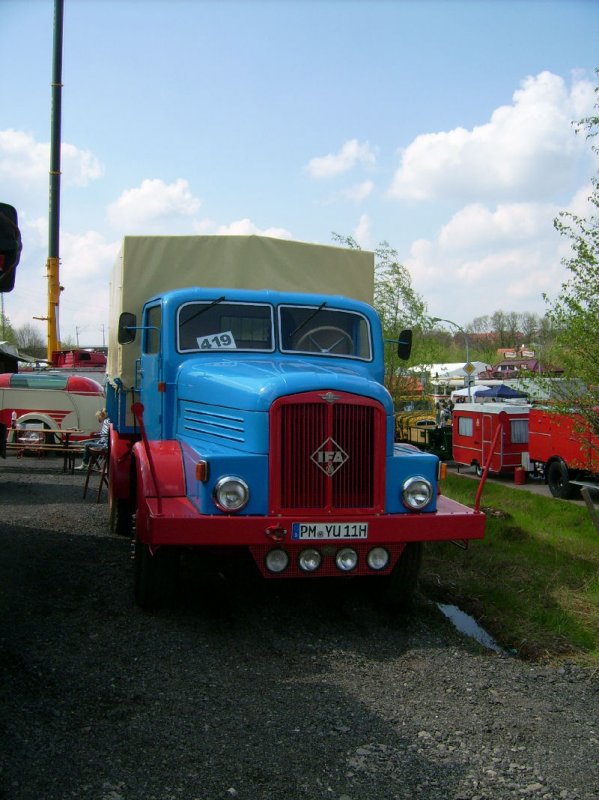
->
[479,359,563,379]
[496,346,537,359]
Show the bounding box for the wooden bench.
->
[6,442,85,473]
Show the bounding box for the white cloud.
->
[194,217,292,239]
[388,72,596,203]
[61,230,120,283]
[61,143,104,187]
[437,202,558,254]
[344,180,375,203]
[0,129,103,196]
[353,214,372,248]
[403,196,575,323]
[3,224,119,343]
[107,178,201,230]
[306,139,376,179]
[563,181,595,219]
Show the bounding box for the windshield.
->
[278,304,372,360]
[176,300,373,360]
[178,301,274,352]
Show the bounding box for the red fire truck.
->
[50,349,107,371]
[527,408,599,499]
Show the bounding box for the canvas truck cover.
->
[107,235,375,389]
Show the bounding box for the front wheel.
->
[546,460,580,500]
[375,542,423,610]
[134,539,179,611]
[109,496,133,537]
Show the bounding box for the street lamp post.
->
[432,316,472,400]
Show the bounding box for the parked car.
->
[0,372,105,447]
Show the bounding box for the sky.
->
[1,0,598,349]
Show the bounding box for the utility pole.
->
[46,0,64,361]
[432,316,473,400]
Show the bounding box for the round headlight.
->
[336,548,358,572]
[213,476,250,512]
[265,549,289,574]
[401,475,433,510]
[367,547,390,571]
[298,548,322,572]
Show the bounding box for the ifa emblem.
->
[311,436,348,477]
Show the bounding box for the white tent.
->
[409,362,491,381]
[451,385,495,402]
[428,362,491,379]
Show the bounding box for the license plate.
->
[291,522,369,540]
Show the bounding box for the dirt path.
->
[1,456,597,800]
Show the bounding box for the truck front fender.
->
[109,428,136,501]
[133,439,186,498]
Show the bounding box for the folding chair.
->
[82,446,109,502]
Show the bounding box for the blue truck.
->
[106,235,485,609]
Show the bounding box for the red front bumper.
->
[137,494,485,548]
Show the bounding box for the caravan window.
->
[458,416,474,437]
[511,419,529,444]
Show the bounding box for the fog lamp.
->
[367,547,390,571]
[298,548,322,572]
[265,549,289,574]
[336,548,358,572]
[213,476,249,512]
[401,476,433,510]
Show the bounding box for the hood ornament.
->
[321,391,341,404]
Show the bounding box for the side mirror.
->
[118,311,137,344]
[397,329,412,361]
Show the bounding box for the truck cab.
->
[106,236,485,609]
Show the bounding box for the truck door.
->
[139,303,163,440]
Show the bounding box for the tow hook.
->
[265,525,287,542]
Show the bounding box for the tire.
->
[109,496,133,537]
[19,419,57,446]
[376,542,423,610]
[546,460,579,500]
[475,463,484,478]
[134,539,179,611]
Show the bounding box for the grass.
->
[421,473,599,666]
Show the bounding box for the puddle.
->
[437,603,503,653]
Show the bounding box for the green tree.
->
[14,323,46,359]
[546,80,598,425]
[0,312,17,344]
[331,233,429,404]
[490,310,509,348]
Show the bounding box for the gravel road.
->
[1,456,597,800]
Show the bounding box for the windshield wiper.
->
[180,295,226,327]
[289,301,327,338]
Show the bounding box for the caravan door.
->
[481,413,497,472]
